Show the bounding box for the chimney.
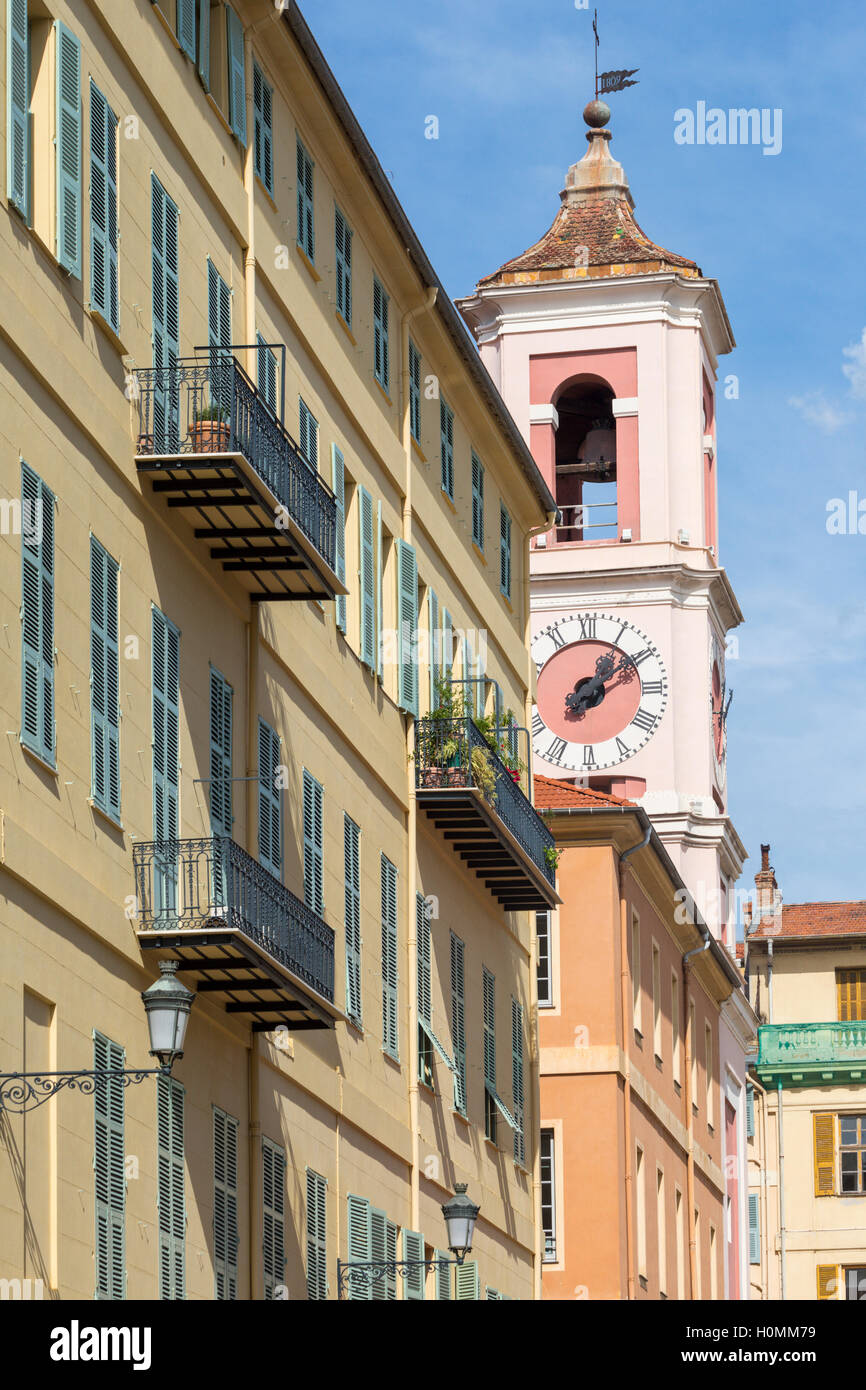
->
[754,842,781,929]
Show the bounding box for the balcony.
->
[755,1022,866,1089]
[133,836,338,1031]
[133,354,347,602]
[414,717,561,911]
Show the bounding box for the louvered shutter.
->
[396,539,418,716]
[89,82,118,330]
[746,1083,755,1139]
[197,0,210,90]
[299,398,318,469]
[176,0,196,59]
[428,589,439,708]
[500,505,512,598]
[225,4,246,145]
[381,854,399,1060]
[455,1260,479,1300]
[253,63,273,193]
[417,892,432,1085]
[748,1192,760,1265]
[257,718,282,880]
[335,207,352,326]
[7,0,28,217]
[813,1113,836,1196]
[442,608,453,685]
[305,1169,328,1300]
[157,1074,185,1299]
[512,998,525,1165]
[373,277,389,392]
[344,814,361,1023]
[346,1194,371,1302]
[91,537,120,820]
[471,452,484,548]
[451,932,466,1113]
[403,1229,425,1300]
[21,463,54,763]
[302,769,323,916]
[94,1032,125,1300]
[296,139,314,260]
[440,400,454,498]
[207,258,232,417]
[370,1208,397,1300]
[151,176,180,451]
[332,445,346,632]
[483,967,496,1140]
[435,1250,452,1300]
[209,668,232,836]
[262,1138,286,1299]
[408,340,421,441]
[56,23,81,277]
[152,607,179,914]
[817,1264,839,1300]
[358,486,375,669]
[375,501,383,680]
[213,1107,239,1299]
[256,333,277,414]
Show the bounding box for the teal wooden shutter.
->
[396,539,418,716]
[296,138,314,260]
[257,718,281,880]
[303,768,323,915]
[358,486,375,669]
[403,1229,425,1300]
[373,276,389,392]
[262,1138,286,1299]
[253,61,273,193]
[176,0,196,60]
[408,339,421,442]
[417,892,432,1085]
[157,1074,185,1299]
[90,536,120,820]
[486,1286,503,1300]
[435,1250,452,1300]
[335,206,352,326]
[381,854,399,1059]
[209,668,232,837]
[213,1107,239,1299]
[305,1169,328,1300]
[746,1083,755,1139]
[483,967,496,1141]
[151,175,180,451]
[500,504,512,599]
[512,998,525,1165]
[197,0,210,90]
[21,463,54,764]
[370,1208,397,1300]
[256,333,277,414]
[89,81,118,330]
[298,397,318,469]
[344,814,361,1023]
[462,632,470,710]
[225,3,246,145]
[331,445,346,632]
[428,589,439,708]
[748,1192,760,1265]
[440,399,454,498]
[450,932,466,1113]
[207,258,232,416]
[376,501,383,680]
[56,22,81,277]
[471,451,484,549]
[94,1032,125,1300]
[151,606,179,841]
[455,1260,479,1300]
[346,1194,371,1302]
[442,608,453,683]
[7,0,28,218]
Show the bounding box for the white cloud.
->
[843,327,866,398]
[787,390,851,433]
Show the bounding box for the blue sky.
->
[310,0,866,910]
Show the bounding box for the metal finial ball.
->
[583,99,611,129]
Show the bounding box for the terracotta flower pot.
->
[190,421,231,453]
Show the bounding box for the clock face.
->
[710,633,727,784]
[531,612,668,772]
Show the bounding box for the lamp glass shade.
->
[441,1183,480,1258]
[141,960,195,1067]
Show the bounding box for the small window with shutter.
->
[381,854,399,1060]
[224,4,246,145]
[298,397,318,470]
[21,462,55,765]
[813,1112,836,1196]
[252,61,273,192]
[817,1263,840,1300]
[90,537,120,821]
[844,1266,866,1300]
[89,80,119,332]
[305,1169,328,1300]
[344,814,361,1023]
[395,539,418,716]
[837,969,866,1022]
[303,769,324,916]
[213,1106,239,1299]
[257,718,282,880]
[748,1191,760,1265]
[839,1113,866,1194]
[94,1031,125,1299]
[408,340,421,442]
[335,206,352,327]
[373,275,390,394]
[157,1073,185,1300]
[440,398,454,500]
[262,1137,286,1299]
[296,137,314,261]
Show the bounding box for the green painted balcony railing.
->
[757,1022,866,1070]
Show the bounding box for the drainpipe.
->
[246,601,263,1297]
[683,927,711,1299]
[618,824,651,1298]
[777,1079,786,1301]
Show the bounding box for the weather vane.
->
[593,8,639,101]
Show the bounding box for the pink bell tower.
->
[459,100,746,943]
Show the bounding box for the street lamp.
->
[0,960,195,1114]
[336,1184,480,1299]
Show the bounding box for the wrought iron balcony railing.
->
[758,1022,866,1069]
[414,716,557,893]
[133,836,335,1005]
[133,353,337,573]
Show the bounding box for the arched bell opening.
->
[554,381,618,542]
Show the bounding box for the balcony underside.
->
[755,1063,866,1091]
[137,926,340,1031]
[417,787,561,911]
[137,452,346,602]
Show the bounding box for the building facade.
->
[746,848,866,1301]
[0,0,559,1300]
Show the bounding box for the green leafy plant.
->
[194,402,229,423]
[543,844,562,871]
[470,745,498,804]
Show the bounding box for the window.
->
[94,1032,125,1300]
[344,815,361,1024]
[252,61,273,193]
[408,340,421,443]
[346,1195,397,1301]
[450,932,466,1113]
[303,769,323,915]
[635,1145,647,1280]
[89,81,119,332]
[499,504,512,599]
[845,1267,866,1301]
[440,398,454,499]
[331,445,347,633]
[512,998,525,1165]
[381,854,399,1059]
[213,1107,239,1300]
[373,275,389,393]
[21,472,55,767]
[705,1023,713,1127]
[358,486,376,670]
[6,0,30,219]
[56,22,82,276]
[839,1113,866,1194]
[748,1192,760,1265]
[225,3,246,144]
[537,911,553,1006]
[306,1169,327,1301]
[540,1130,557,1261]
[157,1073,185,1300]
[652,941,662,1061]
[483,967,496,1143]
[91,538,120,820]
[298,397,318,470]
[175,0,197,62]
[256,334,277,415]
[631,912,641,1035]
[395,539,418,715]
[671,973,681,1084]
[152,176,180,451]
[209,668,232,837]
[262,1137,286,1299]
[152,608,180,913]
[207,258,232,417]
[296,137,314,261]
[471,452,484,549]
[334,206,352,326]
[417,894,433,1085]
[657,1168,666,1296]
[257,718,282,879]
[746,1082,755,1139]
[838,969,866,1021]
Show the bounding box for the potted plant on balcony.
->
[543,844,562,873]
[190,402,231,454]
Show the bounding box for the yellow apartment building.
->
[0,0,559,1300]
[745,847,866,1301]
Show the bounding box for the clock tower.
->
[459,100,746,943]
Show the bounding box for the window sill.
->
[20,741,57,776]
[500,590,514,611]
[374,378,393,407]
[634,1028,643,1048]
[296,242,321,283]
[411,436,426,464]
[344,1014,364,1038]
[484,1137,500,1154]
[472,541,487,565]
[151,2,183,51]
[90,307,127,356]
[674,1079,682,1095]
[655,1054,663,1071]
[205,92,236,144]
[440,487,457,513]
[90,799,123,833]
[452,1108,471,1127]
[335,311,356,345]
[255,173,277,211]
[638,1274,648,1291]
[382,1049,402,1071]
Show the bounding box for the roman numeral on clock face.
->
[631,648,653,667]
[615,737,631,758]
[550,627,567,650]
[631,707,656,733]
[578,615,597,639]
[583,746,596,768]
[545,737,567,763]
[641,680,663,696]
[532,712,545,738]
